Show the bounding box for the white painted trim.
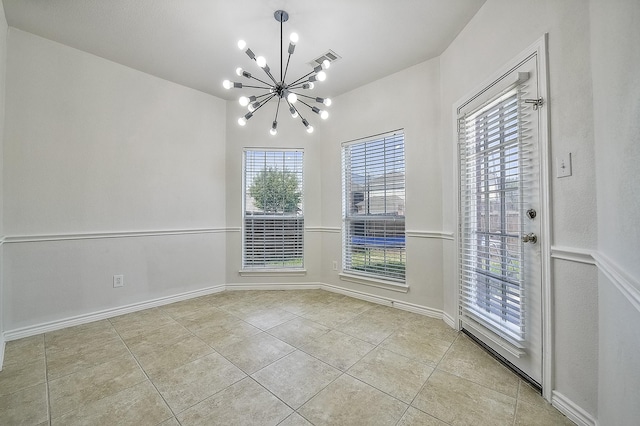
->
[442,312,457,329]
[552,391,597,426]
[305,226,341,234]
[3,228,233,243]
[405,230,454,240]
[0,337,5,371]
[593,251,640,313]
[226,227,241,233]
[226,282,322,291]
[3,285,225,341]
[322,283,443,319]
[551,246,596,265]
[338,272,409,293]
[238,269,307,277]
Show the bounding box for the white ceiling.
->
[2,0,486,101]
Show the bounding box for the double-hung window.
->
[342,131,406,282]
[243,149,304,269]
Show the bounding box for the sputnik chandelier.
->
[223,10,332,135]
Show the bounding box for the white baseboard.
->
[3,284,225,341]
[442,312,457,329]
[2,281,446,344]
[0,336,5,371]
[321,283,443,319]
[225,282,322,291]
[552,391,597,426]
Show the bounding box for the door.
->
[457,50,546,386]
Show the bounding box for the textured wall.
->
[3,29,227,331]
[590,0,640,424]
[439,0,599,417]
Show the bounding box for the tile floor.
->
[0,289,575,425]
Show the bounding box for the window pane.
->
[243,149,304,269]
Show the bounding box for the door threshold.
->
[462,328,542,393]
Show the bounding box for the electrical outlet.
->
[332,260,338,271]
[113,275,124,288]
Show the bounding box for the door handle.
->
[522,233,538,244]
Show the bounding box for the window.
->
[342,131,406,282]
[458,88,526,341]
[243,149,304,269]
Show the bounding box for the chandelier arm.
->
[252,93,278,114]
[241,85,273,90]
[247,75,273,87]
[274,97,282,122]
[288,70,316,87]
[296,93,321,102]
[282,53,292,85]
[297,99,314,110]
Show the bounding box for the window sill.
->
[239,269,307,277]
[339,273,409,293]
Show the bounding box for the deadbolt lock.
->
[526,209,537,220]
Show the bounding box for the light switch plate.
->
[557,152,572,178]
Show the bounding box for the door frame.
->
[452,34,552,400]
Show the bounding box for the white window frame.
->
[242,148,305,273]
[341,130,407,289]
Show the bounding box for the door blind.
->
[342,132,405,282]
[243,149,304,269]
[458,88,532,343]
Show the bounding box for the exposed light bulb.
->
[317,71,327,82]
[322,59,331,69]
[239,96,249,107]
[222,80,232,89]
[256,56,267,68]
[306,125,314,133]
[289,106,298,118]
[287,92,298,103]
[323,98,332,106]
[236,67,243,76]
[238,117,247,126]
[289,33,299,44]
[237,40,246,50]
[248,103,256,112]
[308,82,315,90]
[320,110,329,120]
[270,128,278,136]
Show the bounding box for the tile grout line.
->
[43,334,52,426]
[108,317,177,423]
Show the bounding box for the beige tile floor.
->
[0,289,575,425]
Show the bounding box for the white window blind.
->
[342,132,405,282]
[243,149,304,269]
[458,88,531,343]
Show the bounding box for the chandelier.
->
[223,10,332,135]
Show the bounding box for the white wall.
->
[589,0,640,424]
[319,58,444,310]
[439,0,599,419]
[3,29,227,332]
[0,0,7,365]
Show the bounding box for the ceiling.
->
[2,0,486,101]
